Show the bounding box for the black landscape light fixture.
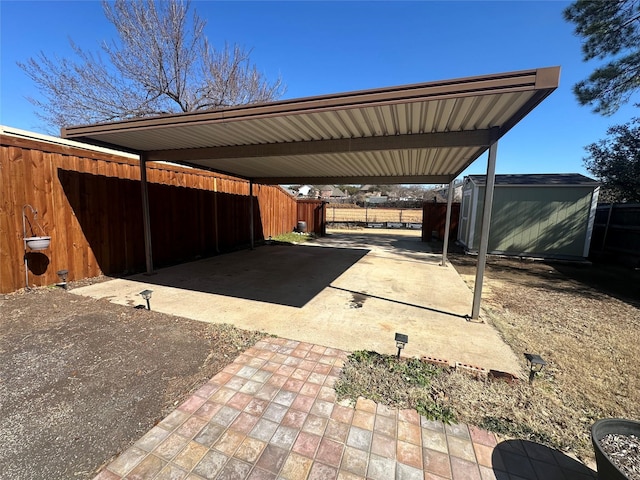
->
[395,333,408,359]
[56,269,69,290]
[524,353,547,384]
[140,289,153,310]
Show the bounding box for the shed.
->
[458,174,600,259]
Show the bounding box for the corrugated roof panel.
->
[434,99,457,132]
[483,92,530,127]
[415,149,429,172]
[273,115,317,141]
[441,147,473,174]
[401,103,412,134]
[344,107,375,136]
[408,103,425,134]
[354,151,380,175]
[309,111,345,139]
[361,107,383,136]
[333,109,363,138]
[390,105,402,135]
[447,96,476,131]
[230,119,285,144]
[264,116,310,142]
[461,95,502,130]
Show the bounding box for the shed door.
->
[459,189,472,245]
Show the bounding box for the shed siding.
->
[466,185,595,258]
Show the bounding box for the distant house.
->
[365,196,388,205]
[431,183,463,202]
[358,184,382,196]
[295,185,317,197]
[319,185,348,200]
[458,174,600,259]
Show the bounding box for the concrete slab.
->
[71,230,522,375]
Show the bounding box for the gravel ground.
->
[600,434,640,480]
[0,284,266,480]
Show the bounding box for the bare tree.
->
[19,0,285,129]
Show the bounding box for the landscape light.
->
[524,353,547,384]
[139,289,153,310]
[395,332,408,359]
[56,269,69,290]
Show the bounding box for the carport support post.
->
[471,140,498,319]
[441,179,455,266]
[139,153,154,274]
[249,180,254,250]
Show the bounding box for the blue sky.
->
[1,0,638,179]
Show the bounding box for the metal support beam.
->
[139,154,154,274]
[213,177,220,253]
[471,141,498,319]
[147,130,495,163]
[252,174,454,186]
[249,180,254,250]
[441,180,455,266]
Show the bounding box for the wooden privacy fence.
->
[0,132,305,293]
[296,199,326,235]
[590,203,640,265]
[422,202,460,241]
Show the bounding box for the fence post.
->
[601,203,614,253]
[249,180,254,250]
[441,180,454,266]
[139,153,154,274]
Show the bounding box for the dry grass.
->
[336,254,640,462]
[334,351,455,422]
[326,207,422,223]
[445,256,639,460]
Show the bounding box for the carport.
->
[62,67,560,319]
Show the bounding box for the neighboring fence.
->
[421,202,460,241]
[297,199,326,235]
[326,205,423,225]
[590,203,640,265]
[0,132,302,293]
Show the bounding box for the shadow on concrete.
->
[131,244,369,308]
[329,285,469,320]
[493,439,596,480]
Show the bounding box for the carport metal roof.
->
[62,67,560,185]
[61,67,560,320]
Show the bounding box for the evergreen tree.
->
[584,119,640,202]
[564,0,640,115]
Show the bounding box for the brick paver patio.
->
[93,337,597,480]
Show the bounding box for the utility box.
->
[458,174,600,260]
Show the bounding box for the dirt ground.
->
[0,281,266,480]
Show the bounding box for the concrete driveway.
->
[72,230,521,375]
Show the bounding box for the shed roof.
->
[467,173,599,187]
[61,67,560,185]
